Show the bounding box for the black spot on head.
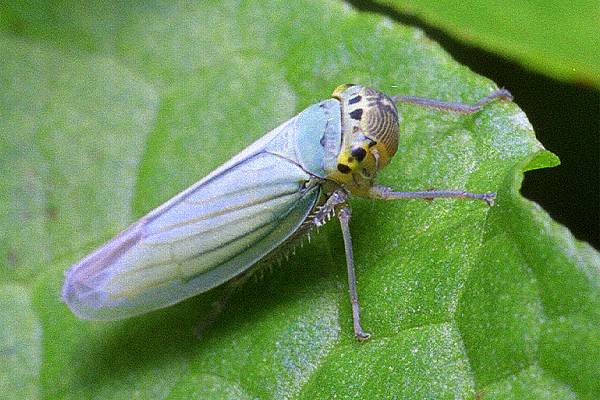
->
[348,95,362,105]
[368,140,377,148]
[337,163,352,174]
[351,147,367,162]
[349,108,363,120]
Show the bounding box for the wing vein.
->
[145,187,300,236]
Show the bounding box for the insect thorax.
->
[326,84,400,196]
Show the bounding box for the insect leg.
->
[391,88,512,114]
[368,185,496,206]
[338,203,371,341]
[312,188,348,226]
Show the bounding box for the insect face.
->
[328,84,400,194]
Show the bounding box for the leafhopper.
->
[62,84,511,340]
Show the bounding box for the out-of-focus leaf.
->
[372,0,600,88]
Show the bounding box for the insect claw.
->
[483,192,496,206]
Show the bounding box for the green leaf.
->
[370,0,600,89]
[1,1,597,399]
[0,284,42,400]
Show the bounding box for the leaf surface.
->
[0,1,597,399]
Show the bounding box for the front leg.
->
[312,188,349,227]
[317,188,371,340]
[391,88,512,114]
[337,203,371,341]
[368,185,496,206]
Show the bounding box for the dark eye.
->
[337,163,352,174]
[351,147,367,162]
[349,109,363,120]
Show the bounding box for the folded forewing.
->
[63,152,319,320]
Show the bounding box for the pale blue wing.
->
[62,98,342,320]
[62,152,319,320]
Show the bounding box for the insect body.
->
[62,84,511,340]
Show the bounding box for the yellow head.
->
[327,84,400,194]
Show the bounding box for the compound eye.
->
[337,163,352,174]
[350,147,367,162]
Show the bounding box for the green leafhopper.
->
[62,84,511,340]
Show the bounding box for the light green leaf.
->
[370,0,600,88]
[0,284,41,400]
[1,1,597,399]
